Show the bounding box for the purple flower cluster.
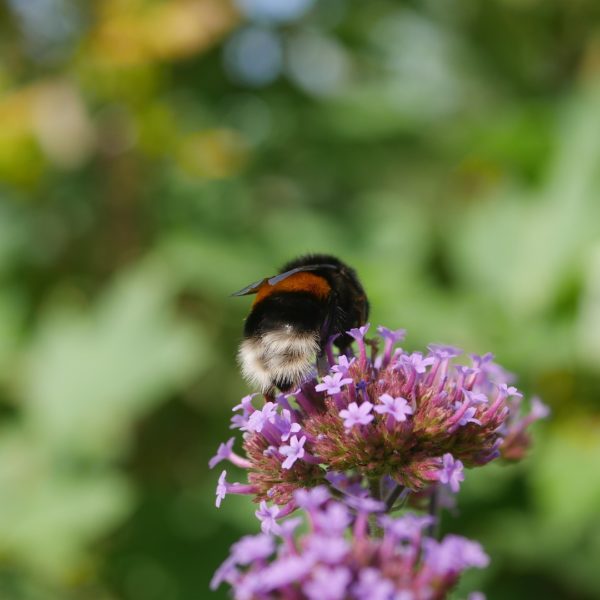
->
[211,324,548,509]
[211,487,489,600]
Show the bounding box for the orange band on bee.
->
[253,272,331,306]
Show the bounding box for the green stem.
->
[384,484,405,512]
[427,485,441,538]
[368,477,384,537]
[369,477,381,501]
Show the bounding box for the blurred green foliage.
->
[0,0,599,599]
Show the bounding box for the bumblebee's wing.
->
[267,264,336,286]
[230,277,268,296]
[232,263,336,296]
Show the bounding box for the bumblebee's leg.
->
[316,351,329,376]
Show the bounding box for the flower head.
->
[214,324,545,507]
[212,500,488,599]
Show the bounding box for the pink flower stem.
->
[229,452,253,469]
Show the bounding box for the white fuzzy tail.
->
[238,329,319,392]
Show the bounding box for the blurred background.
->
[0,0,599,598]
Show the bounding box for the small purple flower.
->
[380,513,435,540]
[378,326,407,367]
[209,556,237,591]
[339,401,374,429]
[455,365,480,377]
[216,470,228,507]
[377,326,406,344]
[279,435,306,469]
[306,534,350,563]
[453,402,481,427]
[294,485,330,510]
[243,401,277,433]
[303,566,351,600]
[344,494,386,513]
[325,472,367,498]
[463,388,489,405]
[428,344,462,359]
[313,503,351,534]
[255,501,281,534]
[331,355,356,374]
[353,567,395,600]
[424,535,489,572]
[348,324,370,341]
[438,453,465,493]
[231,533,275,565]
[233,574,262,599]
[455,365,481,389]
[262,555,313,589]
[230,394,256,429]
[232,394,257,413]
[400,351,435,374]
[315,372,353,395]
[229,413,246,429]
[530,396,550,420]
[375,394,413,422]
[272,409,302,442]
[499,383,523,399]
[208,437,235,469]
[278,517,302,537]
[470,352,494,367]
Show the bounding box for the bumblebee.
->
[233,254,369,394]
